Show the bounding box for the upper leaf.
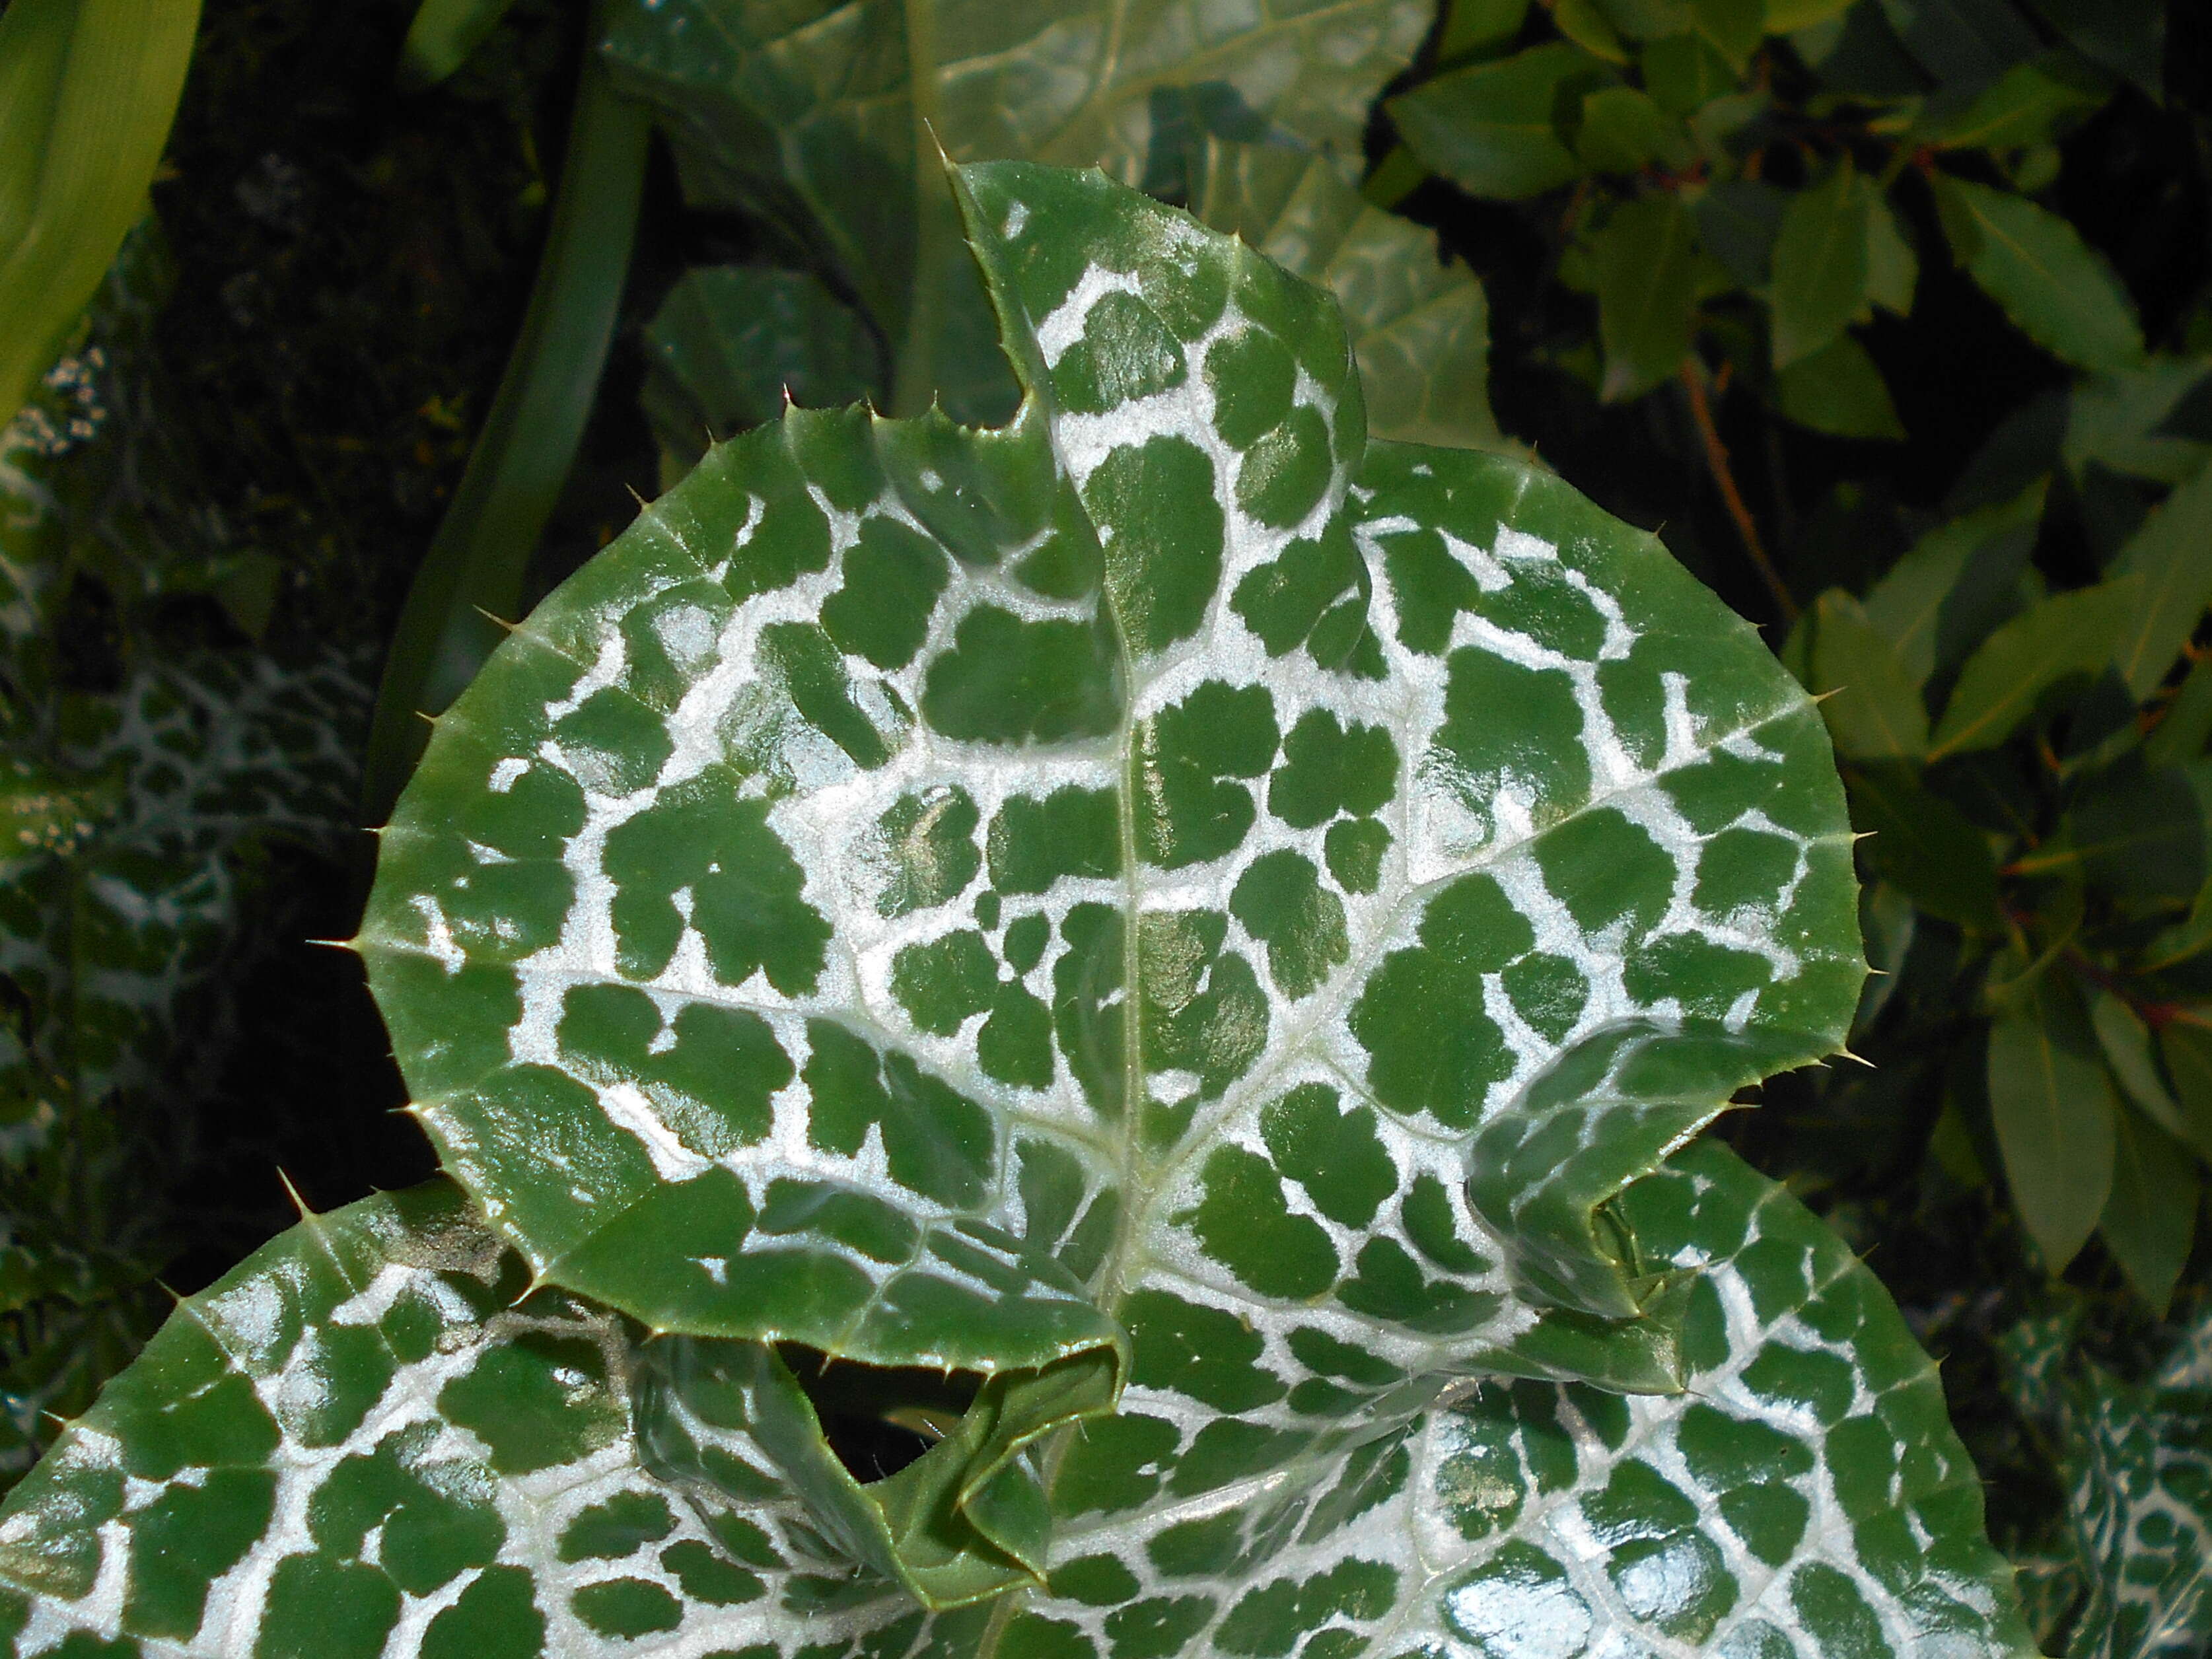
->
[349,156,1884,1612]
[598,0,1432,422]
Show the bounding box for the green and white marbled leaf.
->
[0,653,368,1133]
[2003,1310,2212,1659]
[178,155,2034,1653]
[0,1139,2030,1657]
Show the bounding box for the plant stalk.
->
[360,23,649,825]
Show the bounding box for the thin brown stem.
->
[1680,361,1797,621]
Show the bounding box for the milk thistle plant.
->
[0,160,2034,1659]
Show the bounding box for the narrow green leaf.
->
[2159,1020,2212,1162]
[0,0,201,429]
[1388,42,1612,199]
[2100,1108,2198,1313]
[1847,761,2004,927]
[1779,332,1906,439]
[1933,50,2110,152]
[1865,192,1917,315]
[1876,0,2040,95]
[397,0,522,88]
[2105,458,2212,700]
[2090,990,2188,1137]
[1555,0,1633,63]
[1575,85,1674,173]
[1771,157,1871,368]
[1441,0,1534,57]
[2057,761,2207,903]
[361,48,649,825]
[1927,576,2143,758]
[1808,590,1929,756]
[1855,880,1916,1028]
[1690,0,1763,68]
[1191,141,1504,454]
[2065,358,2212,487]
[1641,30,1737,113]
[1861,480,2046,685]
[1594,193,1698,400]
[1987,975,2118,1271]
[1935,174,2145,376]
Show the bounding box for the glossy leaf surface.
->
[215,159,2044,1654]
[0,1147,2031,1656]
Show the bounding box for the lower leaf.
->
[0,1147,2030,1657]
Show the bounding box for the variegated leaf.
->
[0,160,2027,1656]
[0,1143,2028,1656]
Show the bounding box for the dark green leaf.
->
[1987,972,2118,1271]
[1555,0,1632,63]
[2159,1020,2212,1162]
[1876,0,2040,96]
[2147,654,2212,770]
[2059,761,2207,903]
[1594,193,1698,400]
[1690,0,1763,68]
[1935,174,2145,376]
[2022,0,2163,98]
[398,0,523,88]
[2065,359,2212,487]
[1861,481,2045,684]
[2090,991,2189,1140]
[1691,177,1784,285]
[1808,590,1929,756]
[1864,194,1917,316]
[641,267,882,475]
[1927,576,2142,757]
[1847,761,2004,927]
[1779,332,1906,439]
[1388,42,1613,199]
[1771,158,1871,368]
[1641,31,1738,113]
[2099,1108,2197,1312]
[1574,86,1675,173]
[1441,0,1534,57]
[1932,50,2111,151]
[2105,458,2212,700]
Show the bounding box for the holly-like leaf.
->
[0,1147,2033,1656]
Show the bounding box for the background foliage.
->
[1,0,2209,1652]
